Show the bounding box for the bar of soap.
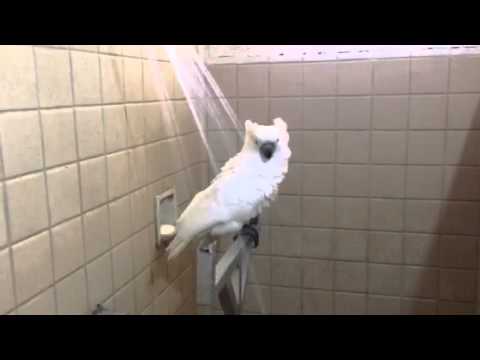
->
[160,224,176,241]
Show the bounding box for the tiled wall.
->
[207,55,480,314]
[0,45,208,315]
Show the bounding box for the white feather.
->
[166,117,291,260]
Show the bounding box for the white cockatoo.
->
[166,117,291,260]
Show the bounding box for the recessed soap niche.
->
[155,188,177,249]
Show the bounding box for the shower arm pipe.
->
[196,223,257,314]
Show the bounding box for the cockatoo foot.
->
[233,224,259,248]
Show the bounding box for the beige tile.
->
[132,228,154,275]
[207,131,238,162]
[17,287,55,315]
[302,289,333,314]
[112,239,134,290]
[447,94,480,129]
[99,45,123,55]
[371,131,406,164]
[303,62,336,96]
[238,64,268,97]
[335,197,368,229]
[46,164,81,225]
[337,97,371,130]
[302,164,335,195]
[270,63,302,96]
[51,217,84,281]
[86,252,113,310]
[12,231,53,303]
[0,249,15,314]
[35,47,72,107]
[244,285,270,314]
[336,165,369,196]
[411,57,448,93]
[337,131,369,163]
[367,295,401,315]
[271,226,302,257]
[71,51,101,105]
[142,45,168,61]
[144,101,176,140]
[409,95,447,129]
[271,287,301,315]
[100,55,124,103]
[443,166,480,200]
[368,264,402,296]
[445,131,480,166]
[128,148,146,192]
[405,200,442,233]
[279,163,302,195]
[237,98,268,125]
[152,256,168,296]
[0,111,43,177]
[107,151,129,199]
[303,131,334,163]
[289,131,304,162]
[209,64,237,97]
[271,257,301,287]
[401,298,437,315]
[104,105,128,153]
[439,269,476,302]
[303,259,334,290]
[143,61,174,101]
[438,301,476,315]
[56,268,88,315]
[75,106,104,159]
[0,45,37,110]
[335,261,367,292]
[302,228,333,259]
[70,45,98,52]
[335,292,367,314]
[302,196,335,227]
[373,59,409,94]
[130,187,152,232]
[174,100,196,135]
[441,201,480,236]
[369,199,403,232]
[404,233,439,266]
[83,205,110,261]
[406,166,443,199]
[109,195,132,246]
[334,230,367,261]
[134,267,154,314]
[124,57,143,102]
[41,108,77,167]
[6,173,49,243]
[114,282,135,315]
[449,56,480,92]
[337,61,372,95]
[439,235,477,269]
[80,157,107,211]
[403,266,438,298]
[270,195,301,226]
[408,131,444,165]
[368,231,403,264]
[372,95,409,130]
[125,103,145,147]
[248,255,271,285]
[370,165,405,198]
[206,98,238,130]
[0,186,7,248]
[269,98,303,130]
[303,97,336,130]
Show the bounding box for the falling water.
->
[156,45,266,315]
